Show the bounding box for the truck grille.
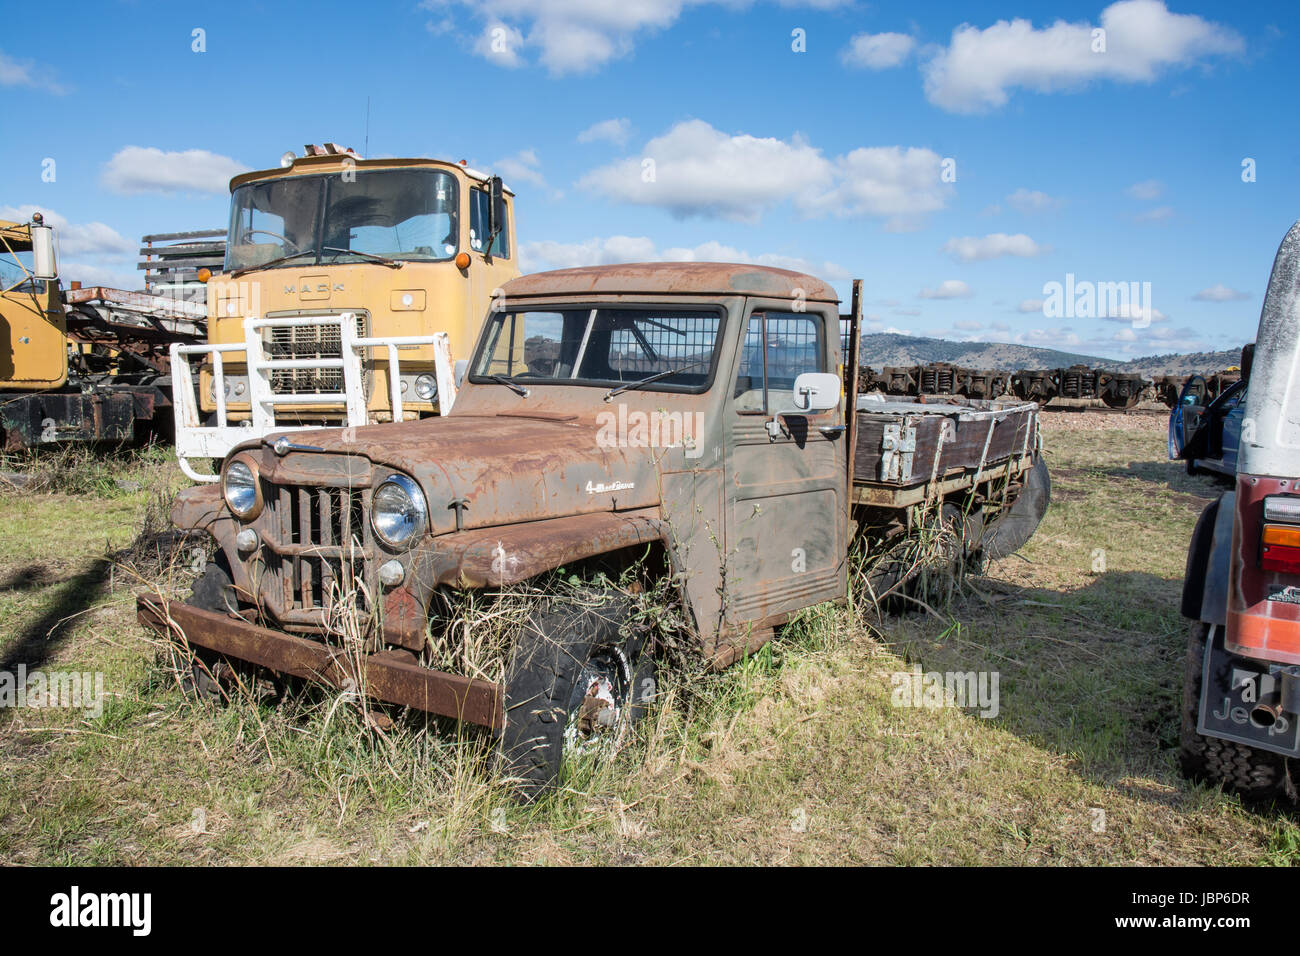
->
[268,484,372,614]
[264,314,367,395]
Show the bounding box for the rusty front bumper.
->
[136,594,504,730]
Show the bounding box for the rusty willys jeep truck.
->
[137,263,1050,795]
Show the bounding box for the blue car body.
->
[1169,378,1247,479]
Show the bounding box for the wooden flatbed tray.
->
[852,396,1040,490]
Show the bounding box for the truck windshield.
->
[471,307,722,392]
[225,168,458,272]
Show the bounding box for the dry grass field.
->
[1,413,1297,865]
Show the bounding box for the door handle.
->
[819,424,846,439]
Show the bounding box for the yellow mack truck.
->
[172,144,520,481]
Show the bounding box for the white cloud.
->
[942,233,1046,262]
[1134,205,1174,223]
[56,261,138,290]
[990,321,1011,332]
[841,32,915,70]
[922,0,1243,113]
[953,319,984,331]
[1091,324,1206,357]
[1193,283,1250,302]
[423,0,854,75]
[1099,303,1167,323]
[1,205,137,289]
[1126,178,1165,200]
[101,146,248,196]
[577,118,632,146]
[1017,298,1045,313]
[495,148,548,189]
[1006,188,1062,213]
[1017,327,1082,348]
[579,120,828,224]
[0,205,133,258]
[813,146,950,229]
[0,50,67,94]
[894,308,921,317]
[918,279,973,299]
[579,120,949,227]
[518,234,851,281]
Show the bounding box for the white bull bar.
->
[171,312,458,482]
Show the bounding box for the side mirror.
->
[486,176,506,256]
[766,372,841,439]
[31,223,56,281]
[454,359,468,389]
[790,372,841,411]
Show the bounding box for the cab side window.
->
[733,310,824,413]
[469,188,509,258]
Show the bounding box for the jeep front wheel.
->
[500,591,654,800]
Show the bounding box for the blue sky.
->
[1,0,1295,359]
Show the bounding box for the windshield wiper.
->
[486,373,529,397]
[229,249,317,279]
[603,360,706,402]
[322,246,403,269]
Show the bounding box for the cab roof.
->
[229,156,516,194]
[501,262,840,303]
[0,220,33,251]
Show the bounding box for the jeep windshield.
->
[224,168,459,272]
[470,307,722,392]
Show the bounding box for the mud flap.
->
[1198,623,1300,758]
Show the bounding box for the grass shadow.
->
[0,557,112,676]
[876,569,1240,800]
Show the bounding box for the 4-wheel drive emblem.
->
[586,479,634,494]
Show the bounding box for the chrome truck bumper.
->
[136,594,504,730]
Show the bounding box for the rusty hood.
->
[240,413,661,536]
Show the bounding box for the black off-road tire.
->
[178,556,238,702]
[500,591,651,800]
[1179,620,1290,801]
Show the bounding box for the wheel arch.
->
[420,509,671,590]
[1181,491,1234,625]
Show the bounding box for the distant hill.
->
[857,333,1246,377]
[1111,349,1246,378]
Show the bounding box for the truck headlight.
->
[414,374,437,401]
[371,474,427,548]
[223,459,262,519]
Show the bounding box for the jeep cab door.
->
[723,302,848,626]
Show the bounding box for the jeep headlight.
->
[414,373,437,401]
[371,474,427,548]
[223,459,261,519]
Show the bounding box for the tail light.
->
[1261,495,1300,574]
